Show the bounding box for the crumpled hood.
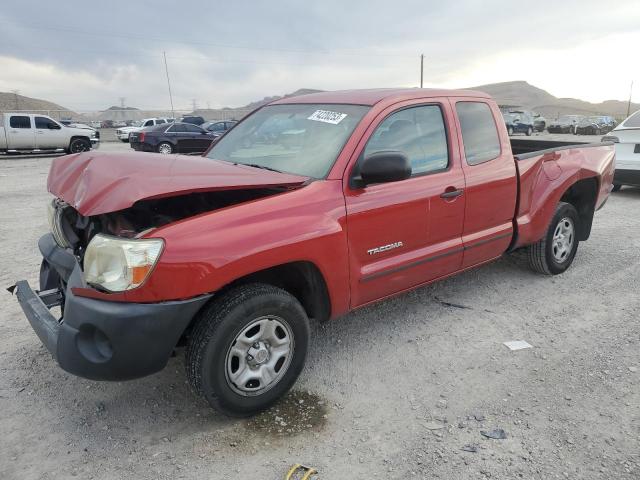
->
[48,151,309,216]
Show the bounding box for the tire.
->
[526,127,533,136]
[157,142,173,154]
[612,184,622,192]
[508,126,514,136]
[527,202,580,275]
[68,138,90,153]
[186,283,310,417]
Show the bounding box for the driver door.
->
[344,100,466,307]
[34,116,64,149]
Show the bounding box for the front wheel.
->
[527,202,580,275]
[526,126,533,136]
[68,138,90,153]
[186,284,310,416]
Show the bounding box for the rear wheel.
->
[186,283,310,416]
[157,142,173,154]
[527,202,580,275]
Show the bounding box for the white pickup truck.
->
[0,113,99,154]
[116,118,172,142]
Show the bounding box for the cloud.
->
[0,0,638,110]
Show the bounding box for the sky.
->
[0,0,638,112]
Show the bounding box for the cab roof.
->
[269,88,491,106]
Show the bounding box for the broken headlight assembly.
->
[83,234,164,292]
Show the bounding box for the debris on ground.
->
[481,428,507,440]
[424,421,446,430]
[461,444,478,453]
[503,340,533,351]
[434,297,472,310]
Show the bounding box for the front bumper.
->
[13,234,212,381]
[116,132,131,140]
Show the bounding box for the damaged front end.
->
[13,150,310,380]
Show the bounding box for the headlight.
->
[84,234,164,292]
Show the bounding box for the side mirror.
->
[357,151,411,186]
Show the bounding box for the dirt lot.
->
[1,141,638,480]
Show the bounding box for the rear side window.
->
[185,124,205,133]
[364,105,449,176]
[10,116,31,129]
[456,102,501,165]
[157,119,166,124]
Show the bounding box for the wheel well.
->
[560,177,598,241]
[223,261,331,322]
[69,135,90,144]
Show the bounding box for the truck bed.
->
[510,138,616,249]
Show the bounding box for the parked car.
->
[576,116,616,136]
[89,121,102,129]
[178,115,205,126]
[0,113,99,154]
[201,120,237,137]
[503,111,535,136]
[602,110,640,191]
[13,88,614,416]
[116,118,171,142]
[129,122,216,154]
[533,113,547,132]
[547,115,584,134]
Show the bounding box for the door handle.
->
[440,188,464,199]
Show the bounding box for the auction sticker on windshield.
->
[308,110,348,125]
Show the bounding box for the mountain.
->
[240,88,324,110]
[469,81,638,119]
[0,92,78,119]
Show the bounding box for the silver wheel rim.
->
[224,315,294,396]
[159,144,172,154]
[552,217,574,263]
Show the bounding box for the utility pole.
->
[163,51,175,119]
[420,54,424,88]
[119,97,126,109]
[627,81,634,118]
[191,99,197,112]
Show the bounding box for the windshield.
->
[206,103,370,178]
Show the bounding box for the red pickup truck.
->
[14,88,615,416]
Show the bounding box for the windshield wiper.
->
[239,163,283,173]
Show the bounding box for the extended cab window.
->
[10,116,31,129]
[456,102,501,165]
[207,104,369,178]
[364,105,448,176]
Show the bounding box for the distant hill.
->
[240,88,324,110]
[469,81,638,120]
[0,92,78,120]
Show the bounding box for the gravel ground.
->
[1,141,638,480]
